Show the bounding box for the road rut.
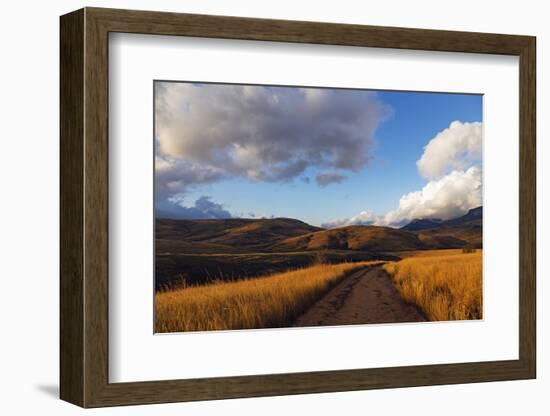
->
[294,266,426,327]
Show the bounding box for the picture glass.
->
[154,81,482,334]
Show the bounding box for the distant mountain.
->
[155,212,482,287]
[401,207,482,231]
[401,218,444,231]
[156,207,483,257]
[401,207,483,248]
[443,206,482,227]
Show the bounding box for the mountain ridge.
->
[400,206,482,248]
[155,210,482,287]
[401,206,482,232]
[156,207,482,254]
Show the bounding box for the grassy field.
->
[392,248,468,259]
[155,250,396,290]
[383,250,482,321]
[155,261,382,333]
[154,216,479,289]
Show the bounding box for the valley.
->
[155,207,483,289]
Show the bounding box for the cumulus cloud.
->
[381,166,482,225]
[316,171,347,187]
[155,82,388,195]
[157,196,233,220]
[155,157,224,199]
[417,120,482,180]
[323,121,483,228]
[322,210,378,228]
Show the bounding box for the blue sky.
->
[155,82,482,227]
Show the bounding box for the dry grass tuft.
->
[155,261,382,333]
[383,250,482,321]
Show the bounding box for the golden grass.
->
[155,261,382,333]
[392,249,467,259]
[383,250,482,321]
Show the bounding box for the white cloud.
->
[417,120,482,180]
[324,121,483,228]
[380,166,482,225]
[322,210,378,228]
[323,167,482,228]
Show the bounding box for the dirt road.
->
[294,266,426,327]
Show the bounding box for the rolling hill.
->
[275,225,427,252]
[156,217,322,254]
[155,208,482,288]
[157,208,482,255]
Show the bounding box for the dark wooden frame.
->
[60,7,536,408]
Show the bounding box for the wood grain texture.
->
[518,38,537,376]
[59,7,537,408]
[59,8,84,406]
[88,7,532,54]
[83,10,110,406]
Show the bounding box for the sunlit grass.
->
[155,261,383,333]
[383,250,482,321]
[393,249,466,258]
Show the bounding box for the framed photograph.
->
[60,7,536,407]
